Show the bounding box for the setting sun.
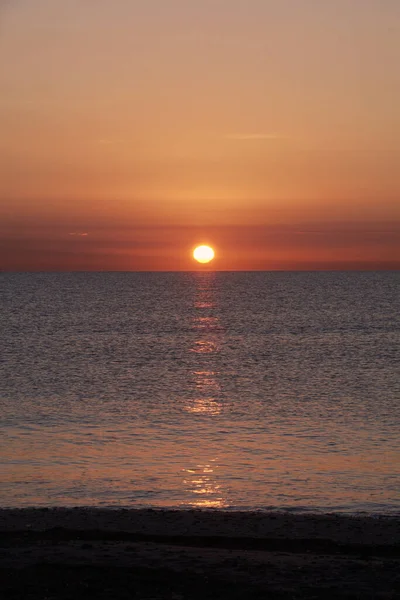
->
[193,245,215,264]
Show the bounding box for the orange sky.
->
[0,0,399,270]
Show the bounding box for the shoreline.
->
[1,506,400,541]
[2,508,400,598]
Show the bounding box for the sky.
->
[0,0,399,270]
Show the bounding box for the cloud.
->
[68,232,88,237]
[225,133,282,141]
[97,139,125,145]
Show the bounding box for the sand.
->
[1,508,399,598]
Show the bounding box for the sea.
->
[1,272,399,515]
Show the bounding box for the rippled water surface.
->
[1,272,399,514]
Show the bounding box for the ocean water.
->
[1,272,399,514]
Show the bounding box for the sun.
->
[193,245,215,264]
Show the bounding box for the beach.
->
[1,508,399,598]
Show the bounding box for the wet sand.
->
[1,508,399,598]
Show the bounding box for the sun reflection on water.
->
[182,461,227,508]
[181,273,228,505]
[185,273,224,415]
[190,340,219,354]
[185,399,221,415]
[185,370,222,415]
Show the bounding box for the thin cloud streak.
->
[1,219,399,271]
[225,133,283,141]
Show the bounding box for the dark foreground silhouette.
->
[1,508,399,599]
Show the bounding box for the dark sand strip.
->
[1,509,399,599]
[3,527,400,558]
